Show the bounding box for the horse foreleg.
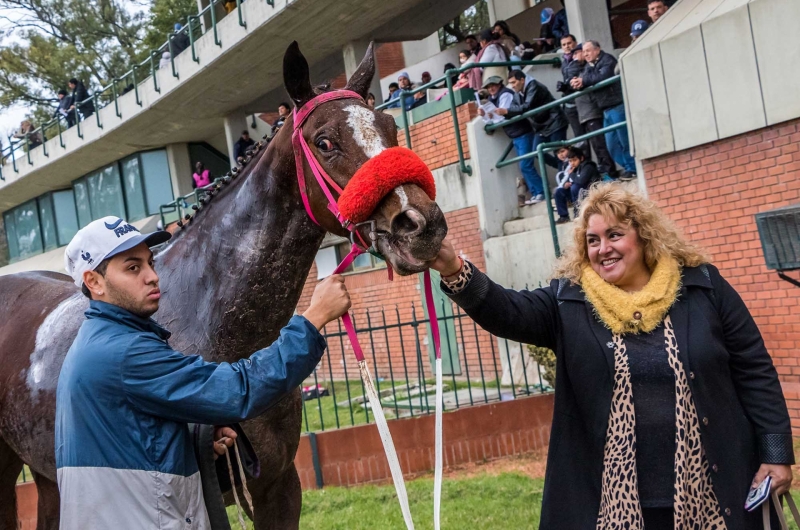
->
[251,464,303,530]
[31,471,59,530]
[0,438,23,530]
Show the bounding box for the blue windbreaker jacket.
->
[55,300,325,529]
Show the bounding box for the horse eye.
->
[316,138,334,152]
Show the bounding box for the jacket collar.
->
[85,300,171,340]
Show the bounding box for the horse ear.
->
[283,41,314,107]
[344,42,376,100]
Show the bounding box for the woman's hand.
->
[430,238,461,277]
[752,463,793,495]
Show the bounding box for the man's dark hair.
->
[241,130,249,135]
[57,89,67,96]
[68,78,79,85]
[510,70,526,81]
[81,259,110,299]
[465,34,477,41]
[388,82,399,90]
[647,0,666,5]
[567,146,585,160]
[561,34,577,44]
[278,102,291,110]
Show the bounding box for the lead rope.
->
[224,443,254,530]
[331,246,443,530]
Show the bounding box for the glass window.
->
[139,150,173,215]
[73,178,92,228]
[13,199,43,259]
[3,212,20,261]
[121,156,147,221]
[334,243,387,273]
[38,194,58,251]
[87,164,125,220]
[53,189,79,246]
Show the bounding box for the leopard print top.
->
[596,315,727,530]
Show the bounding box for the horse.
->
[0,41,447,529]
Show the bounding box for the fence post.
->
[112,79,121,118]
[399,91,411,149]
[188,16,200,63]
[9,138,18,172]
[75,107,83,139]
[210,0,221,47]
[445,71,472,176]
[308,433,324,489]
[536,146,560,258]
[25,133,32,165]
[93,94,102,129]
[169,34,179,79]
[150,52,161,93]
[132,65,142,106]
[235,0,246,27]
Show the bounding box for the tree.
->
[438,0,490,50]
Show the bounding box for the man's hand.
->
[570,78,583,90]
[478,108,486,117]
[495,108,508,116]
[564,181,572,189]
[414,92,424,100]
[430,238,461,278]
[213,426,237,459]
[303,275,352,330]
[753,464,793,495]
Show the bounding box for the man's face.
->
[398,77,411,89]
[583,43,600,63]
[486,83,502,96]
[557,149,569,161]
[561,36,577,54]
[58,93,64,100]
[509,76,525,92]
[68,82,76,90]
[572,48,584,63]
[90,243,161,318]
[278,105,288,117]
[421,73,431,84]
[466,37,477,49]
[648,1,667,22]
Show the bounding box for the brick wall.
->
[294,394,554,489]
[376,42,405,79]
[397,103,478,169]
[643,118,800,428]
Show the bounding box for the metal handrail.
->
[375,58,561,176]
[158,177,224,228]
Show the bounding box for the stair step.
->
[503,215,551,236]
[518,201,550,218]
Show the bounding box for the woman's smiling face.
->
[586,214,650,292]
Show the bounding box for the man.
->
[233,130,255,163]
[648,0,668,23]
[396,72,420,109]
[170,22,190,58]
[503,69,569,204]
[56,217,349,528]
[554,146,600,224]
[384,82,401,108]
[478,76,535,206]
[562,44,616,178]
[571,40,637,180]
[271,102,291,135]
[630,19,649,42]
[68,77,94,120]
[54,89,75,128]
[552,0,569,42]
[465,34,480,56]
[558,35,588,152]
[421,71,432,85]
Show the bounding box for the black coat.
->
[563,58,603,123]
[579,50,624,110]
[233,137,255,161]
[446,264,793,530]
[507,78,568,138]
[71,81,94,115]
[570,159,600,189]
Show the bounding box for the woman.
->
[493,20,520,56]
[431,183,793,529]
[467,28,509,90]
[12,120,43,149]
[192,161,212,189]
[366,93,375,108]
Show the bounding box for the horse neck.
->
[154,139,325,361]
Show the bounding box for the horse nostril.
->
[391,209,426,237]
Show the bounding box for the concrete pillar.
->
[487,0,528,23]
[343,40,383,102]
[565,0,613,51]
[223,113,249,167]
[400,33,441,71]
[166,143,194,198]
[196,0,212,32]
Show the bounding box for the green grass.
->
[300,380,400,433]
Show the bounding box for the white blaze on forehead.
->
[394,186,409,210]
[344,104,386,159]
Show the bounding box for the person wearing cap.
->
[233,129,255,163]
[630,19,650,42]
[56,217,350,528]
[392,72,419,110]
[170,22,190,58]
[539,7,557,53]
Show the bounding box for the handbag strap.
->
[763,492,800,530]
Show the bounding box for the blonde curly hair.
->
[552,182,709,283]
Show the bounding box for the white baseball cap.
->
[64,216,171,287]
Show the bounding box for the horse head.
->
[282,42,447,275]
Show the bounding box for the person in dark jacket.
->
[552,0,569,41]
[233,130,255,163]
[572,40,637,178]
[170,22,191,58]
[558,35,590,155]
[68,78,94,120]
[561,43,617,177]
[554,146,600,223]
[504,69,569,203]
[57,216,351,528]
[430,183,793,530]
[480,76,536,206]
[54,89,75,128]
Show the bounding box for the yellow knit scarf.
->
[580,257,681,334]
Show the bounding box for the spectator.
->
[464,34,481,56]
[561,43,616,178]
[13,120,43,149]
[421,71,432,86]
[170,23,190,58]
[384,82,401,108]
[630,20,649,42]
[272,102,291,135]
[159,51,171,70]
[493,20,520,56]
[68,78,94,120]
[552,0,569,42]
[442,62,459,87]
[480,76,535,207]
[397,72,422,109]
[54,89,75,128]
[503,70,569,204]
[223,0,237,13]
[539,8,557,53]
[554,146,600,223]
[366,93,376,107]
[572,40,637,179]
[468,28,509,89]
[648,0,668,22]
[558,35,587,151]
[192,162,212,188]
[451,50,477,90]
[233,130,255,163]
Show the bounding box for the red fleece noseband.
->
[338,147,436,224]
